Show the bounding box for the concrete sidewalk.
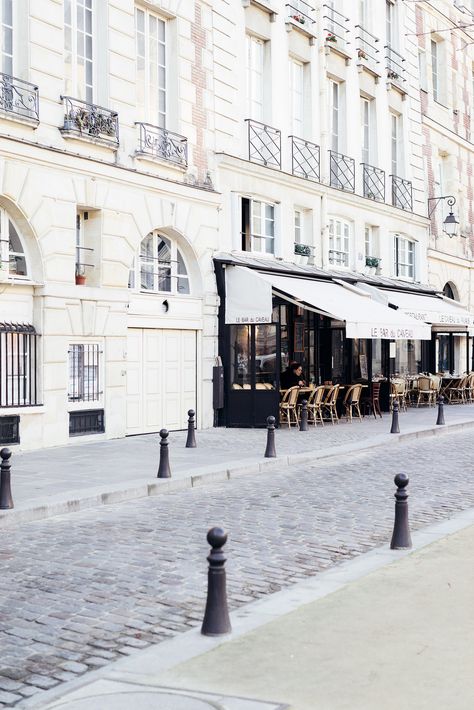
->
[29,507,474,710]
[3,403,474,526]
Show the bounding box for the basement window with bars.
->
[68,343,102,402]
[0,323,40,407]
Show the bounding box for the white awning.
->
[225,266,431,340]
[358,284,474,328]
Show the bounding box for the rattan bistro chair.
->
[322,384,340,425]
[279,386,299,427]
[306,385,325,426]
[342,384,363,422]
[416,376,437,407]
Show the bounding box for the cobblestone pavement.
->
[1,429,474,706]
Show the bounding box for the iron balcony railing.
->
[285,0,316,27]
[323,4,349,52]
[385,45,406,85]
[391,175,413,211]
[362,163,385,202]
[355,26,380,70]
[0,323,40,408]
[328,248,349,266]
[0,72,39,123]
[136,122,188,167]
[61,96,119,145]
[329,150,355,192]
[245,118,281,169]
[290,135,320,181]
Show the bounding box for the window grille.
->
[68,343,102,402]
[69,409,104,436]
[0,415,19,444]
[0,323,40,407]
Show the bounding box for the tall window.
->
[0,324,39,407]
[418,50,427,91]
[365,226,373,257]
[359,0,369,28]
[361,98,371,164]
[241,198,275,254]
[330,81,340,152]
[386,0,398,48]
[394,236,415,279]
[294,209,302,244]
[68,343,101,402]
[64,0,93,102]
[289,58,304,136]
[390,112,402,176]
[1,0,13,75]
[328,218,350,267]
[136,8,166,128]
[431,39,439,102]
[246,35,264,121]
[129,232,190,295]
[0,208,27,277]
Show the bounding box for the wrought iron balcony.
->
[385,46,406,87]
[285,1,316,30]
[0,72,39,123]
[61,96,119,145]
[362,163,385,202]
[329,248,349,267]
[391,175,413,211]
[329,150,355,192]
[136,122,187,167]
[323,4,350,53]
[290,135,320,181]
[245,119,281,169]
[355,26,380,73]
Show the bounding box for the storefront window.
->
[394,340,421,376]
[279,306,289,371]
[331,329,345,382]
[255,323,276,389]
[230,325,251,388]
[352,339,369,380]
[372,340,383,379]
[453,335,468,375]
[436,334,450,373]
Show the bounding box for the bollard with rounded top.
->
[264,415,277,458]
[390,473,412,549]
[185,409,197,448]
[299,400,309,431]
[390,399,400,434]
[436,395,445,426]
[0,448,13,510]
[201,527,231,636]
[157,429,171,478]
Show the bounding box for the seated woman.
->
[280,362,306,389]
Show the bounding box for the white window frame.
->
[246,34,264,122]
[431,39,439,102]
[394,236,415,280]
[418,49,427,92]
[330,80,340,153]
[361,97,371,164]
[328,217,350,267]
[0,208,28,278]
[250,200,275,254]
[1,0,13,75]
[68,342,102,403]
[289,57,304,137]
[130,232,190,295]
[64,0,94,103]
[364,226,373,257]
[136,6,167,128]
[386,0,398,49]
[390,111,402,176]
[294,209,303,244]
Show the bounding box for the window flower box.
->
[387,70,399,81]
[326,33,337,43]
[292,13,305,24]
[294,243,311,257]
[358,49,367,60]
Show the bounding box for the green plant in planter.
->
[292,13,305,24]
[365,256,381,268]
[326,33,337,42]
[294,243,311,257]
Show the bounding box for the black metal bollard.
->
[264,415,276,458]
[390,399,400,434]
[185,409,197,448]
[436,395,445,426]
[0,448,13,510]
[299,400,309,431]
[157,429,171,478]
[390,473,412,549]
[201,527,231,636]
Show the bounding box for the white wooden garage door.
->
[126,328,197,435]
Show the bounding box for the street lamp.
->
[427,195,459,238]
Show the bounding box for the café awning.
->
[225,266,431,340]
[358,284,474,329]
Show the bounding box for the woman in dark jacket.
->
[280,362,305,389]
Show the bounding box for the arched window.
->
[0,208,27,277]
[443,282,457,301]
[129,232,190,295]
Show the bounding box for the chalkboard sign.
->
[359,353,368,380]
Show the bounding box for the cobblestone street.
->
[1,429,474,706]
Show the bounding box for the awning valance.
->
[357,284,474,329]
[225,267,431,340]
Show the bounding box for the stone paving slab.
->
[2,403,474,526]
[4,428,474,706]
